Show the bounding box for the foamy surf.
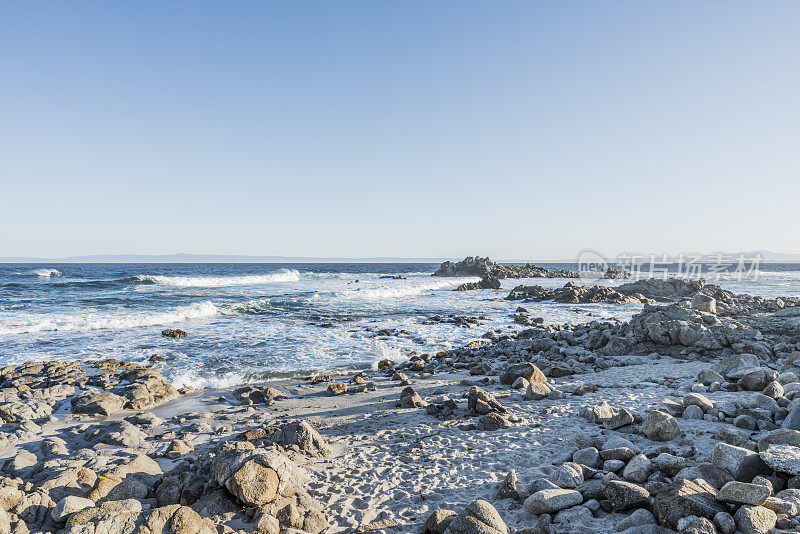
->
[167,369,246,390]
[134,269,300,287]
[337,277,481,299]
[0,301,219,337]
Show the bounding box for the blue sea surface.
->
[1,262,799,388]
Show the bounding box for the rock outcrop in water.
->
[454,276,502,291]
[433,256,580,279]
[434,256,630,280]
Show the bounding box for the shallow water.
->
[1,262,798,388]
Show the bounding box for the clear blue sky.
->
[1,1,798,259]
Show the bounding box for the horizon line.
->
[2,251,800,264]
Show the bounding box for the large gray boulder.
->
[733,505,777,534]
[212,443,301,508]
[712,443,769,481]
[642,410,680,441]
[444,499,507,534]
[715,481,770,506]
[524,488,583,514]
[500,363,545,385]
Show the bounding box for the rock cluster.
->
[506,281,642,304]
[0,360,181,421]
[0,417,330,534]
[414,279,800,532]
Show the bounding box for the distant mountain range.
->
[1,250,800,263]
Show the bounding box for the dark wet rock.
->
[495,470,522,501]
[467,387,507,416]
[161,329,188,338]
[233,385,288,406]
[455,276,502,291]
[397,386,428,408]
[477,412,512,431]
[427,397,458,419]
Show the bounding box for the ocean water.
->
[1,263,799,389]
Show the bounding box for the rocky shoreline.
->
[3,273,800,533]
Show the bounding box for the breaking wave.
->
[0,301,219,337]
[14,268,62,278]
[134,269,300,287]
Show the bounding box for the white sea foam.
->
[0,301,219,337]
[14,268,62,278]
[337,277,481,300]
[167,369,245,389]
[135,269,300,287]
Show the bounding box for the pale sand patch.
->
[169,357,709,531]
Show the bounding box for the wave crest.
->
[14,268,62,278]
[134,269,300,287]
